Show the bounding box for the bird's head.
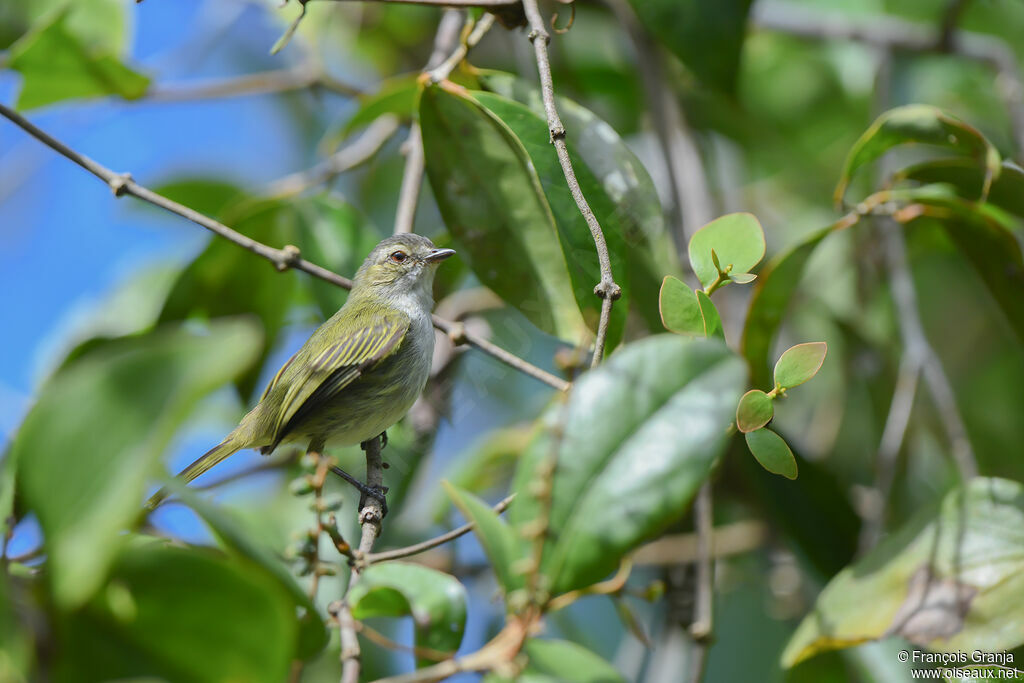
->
[352,234,455,302]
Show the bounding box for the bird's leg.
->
[377,430,388,450]
[329,463,388,516]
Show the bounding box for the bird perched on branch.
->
[146,234,455,511]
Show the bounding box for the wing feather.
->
[267,309,410,448]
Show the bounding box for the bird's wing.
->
[268,308,410,449]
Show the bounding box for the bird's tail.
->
[144,435,242,511]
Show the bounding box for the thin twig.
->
[393,9,464,235]
[356,621,452,662]
[605,0,714,251]
[0,102,568,392]
[366,493,514,563]
[688,482,714,682]
[147,66,362,102]
[938,0,973,51]
[265,114,399,197]
[859,353,921,553]
[753,0,1024,157]
[879,217,977,480]
[521,0,621,367]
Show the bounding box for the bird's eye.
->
[389,250,408,263]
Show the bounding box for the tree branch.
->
[146,65,362,102]
[265,114,400,198]
[605,0,715,251]
[393,9,465,235]
[521,0,622,367]
[339,435,387,683]
[879,216,977,480]
[0,102,569,393]
[687,481,714,683]
[366,494,514,563]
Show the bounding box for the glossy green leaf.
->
[472,91,630,348]
[696,290,724,340]
[12,319,262,608]
[659,276,704,336]
[420,82,588,342]
[476,70,679,330]
[736,389,773,433]
[783,478,1024,667]
[520,638,626,682]
[774,342,828,390]
[9,9,148,110]
[627,0,753,94]
[511,336,746,595]
[688,213,766,291]
[729,272,757,284]
[835,105,1001,205]
[898,158,1024,220]
[745,428,798,480]
[348,562,467,666]
[741,224,836,387]
[174,486,328,659]
[53,542,297,683]
[160,199,300,400]
[444,483,527,595]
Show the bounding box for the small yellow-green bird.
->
[146,234,455,510]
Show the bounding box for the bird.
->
[145,233,455,511]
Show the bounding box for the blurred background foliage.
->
[1,0,1023,681]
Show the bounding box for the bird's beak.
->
[424,248,456,263]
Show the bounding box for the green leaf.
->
[835,105,1001,205]
[659,277,724,339]
[472,91,631,349]
[174,486,328,660]
[688,213,766,291]
[774,342,827,390]
[443,483,527,595]
[53,542,297,683]
[154,178,245,220]
[511,336,746,595]
[12,319,262,608]
[476,70,679,330]
[898,158,1024,220]
[0,571,31,682]
[659,276,704,336]
[627,0,753,94]
[9,9,149,110]
[348,562,467,666]
[520,638,626,682]
[736,389,773,433]
[696,290,724,340]
[159,199,301,400]
[744,428,798,480]
[728,272,757,284]
[741,224,836,387]
[420,82,588,342]
[783,478,1024,667]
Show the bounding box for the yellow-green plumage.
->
[146,234,454,509]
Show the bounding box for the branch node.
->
[275,244,302,272]
[527,28,550,45]
[549,125,566,142]
[108,173,133,197]
[594,280,622,301]
[447,321,468,346]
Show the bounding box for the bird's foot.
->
[329,465,389,517]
